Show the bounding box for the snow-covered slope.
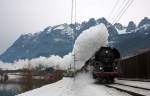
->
[0,24,74,63]
[17,73,130,96]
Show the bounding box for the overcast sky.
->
[0,0,150,54]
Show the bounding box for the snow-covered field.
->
[17,73,130,96]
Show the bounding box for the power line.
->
[110,0,126,21]
[110,0,127,22]
[71,0,74,24]
[74,0,77,77]
[114,0,134,24]
[112,0,129,24]
[70,0,77,78]
[107,0,120,21]
[112,0,132,24]
[74,0,77,24]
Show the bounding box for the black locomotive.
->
[92,47,120,83]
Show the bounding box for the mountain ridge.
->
[0,17,150,63]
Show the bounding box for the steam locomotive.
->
[92,47,120,83]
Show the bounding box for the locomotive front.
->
[92,47,120,83]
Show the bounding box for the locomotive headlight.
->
[99,67,103,70]
[114,66,118,70]
[113,63,118,70]
[105,50,109,54]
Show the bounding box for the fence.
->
[118,50,150,79]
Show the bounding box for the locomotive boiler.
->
[92,47,120,83]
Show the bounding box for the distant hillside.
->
[0,17,150,63]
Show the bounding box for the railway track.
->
[117,78,150,82]
[105,83,150,96]
[115,83,150,91]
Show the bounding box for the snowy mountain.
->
[112,20,150,56]
[0,17,150,63]
[0,24,75,62]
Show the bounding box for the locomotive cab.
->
[92,47,120,83]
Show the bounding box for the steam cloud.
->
[0,24,109,70]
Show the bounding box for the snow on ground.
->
[110,84,150,96]
[7,74,22,80]
[0,61,13,70]
[17,73,130,96]
[116,79,150,89]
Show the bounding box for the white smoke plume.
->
[72,24,108,69]
[0,24,108,70]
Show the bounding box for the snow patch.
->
[75,24,81,30]
[46,26,52,32]
[63,25,74,37]
[145,33,148,35]
[143,24,150,30]
[54,25,65,30]
[54,38,63,42]
[115,27,128,34]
